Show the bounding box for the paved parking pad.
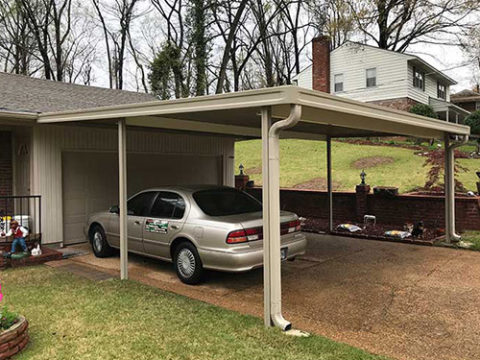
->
[52,234,480,360]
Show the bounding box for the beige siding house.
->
[0,73,234,246]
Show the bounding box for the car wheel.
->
[174,242,204,285]
[90,225,113,258]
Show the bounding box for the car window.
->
[150,192,185,219]
[193,188,262,216]
[127,192,157,216]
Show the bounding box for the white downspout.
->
[267,104,302,331]
[444,134,469,243]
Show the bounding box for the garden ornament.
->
[31,243,42,256]
[239,164,245,176]
[411,221,424,238]
[360,170,366,185]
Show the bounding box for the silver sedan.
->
[86,185,307,284]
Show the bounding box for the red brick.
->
[312,36,330,93]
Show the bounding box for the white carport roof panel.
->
[38,86,470,139]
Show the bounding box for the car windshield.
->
[193,188,262,216]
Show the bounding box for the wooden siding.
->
[407,63,451,104]
[330,44,408,102]
[31,124,235,245]
[293,66,312,89]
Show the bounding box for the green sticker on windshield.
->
[145,219,168,234]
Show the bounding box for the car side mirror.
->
[109,205,119,214]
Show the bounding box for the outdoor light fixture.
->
[239,163,245,175]
[360,169,367,185]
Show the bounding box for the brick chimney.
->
[312,36,331,93]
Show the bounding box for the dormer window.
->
[413,67,425,91]
[334,74,344,92]
[366,68,376,88]
[437,82,446,100]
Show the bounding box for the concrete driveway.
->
[50,234,480,360]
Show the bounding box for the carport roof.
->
[38,86,470,140]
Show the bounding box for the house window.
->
[437,82,446,100]
[476,102,480,111]
[334,74,344,92]
[366,68,376,88]
[413,67,425,90]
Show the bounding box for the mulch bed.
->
[351,156,395,169]
[303,217,443,246]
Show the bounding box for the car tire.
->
[90,225,113,258]
[173,241,204,285]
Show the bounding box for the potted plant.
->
[0,285,29,358]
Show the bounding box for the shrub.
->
[409,104,438,119]
[464,110,480,135]
[423,149,469,192]
[0,306,18,330]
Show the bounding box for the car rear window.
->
[193,188,262,216]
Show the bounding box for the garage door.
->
[62,151,222,245]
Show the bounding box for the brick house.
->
[293,37,470,123]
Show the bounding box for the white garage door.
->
[62,151,222,245]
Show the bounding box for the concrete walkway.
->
[48,234,480,360]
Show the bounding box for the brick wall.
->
[367,98,418,112]
[312,36,330,93]
[247,188,480,231]
[0,131,12,196]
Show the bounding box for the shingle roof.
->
[0,72,156,114]
[451,89,480,98]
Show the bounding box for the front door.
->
[143,191,187,259]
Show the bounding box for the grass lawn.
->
[0,266,387,360]
[235,139,479,193]
[461,231,480,251]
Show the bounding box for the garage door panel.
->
[62,152,221,245]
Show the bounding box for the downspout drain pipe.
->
[445,134,469,242]
[268,104,302,331]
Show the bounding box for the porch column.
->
[326,136,333,232]
[118,118,128,280]
[261,107,272,327]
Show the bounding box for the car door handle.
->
[170,225,179,230]
[134,220,141,225]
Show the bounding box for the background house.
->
[0,72,235,246]
[451,88,480,112]
[293,37,470,123]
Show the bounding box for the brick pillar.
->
[0,131,12,196]
[312,36,330,93]
[355,184,370,221]
[235,174,250,190]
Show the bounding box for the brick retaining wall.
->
[247,188,480,231]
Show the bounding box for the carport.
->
[38,86,470,331]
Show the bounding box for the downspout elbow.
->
[269,104,302,138]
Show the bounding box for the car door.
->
[108,191,157,253]
[143,191,187,259]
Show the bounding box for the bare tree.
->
[347,0,479,52]
[91,0,140,89]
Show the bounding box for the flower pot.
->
[0,316,29,359]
